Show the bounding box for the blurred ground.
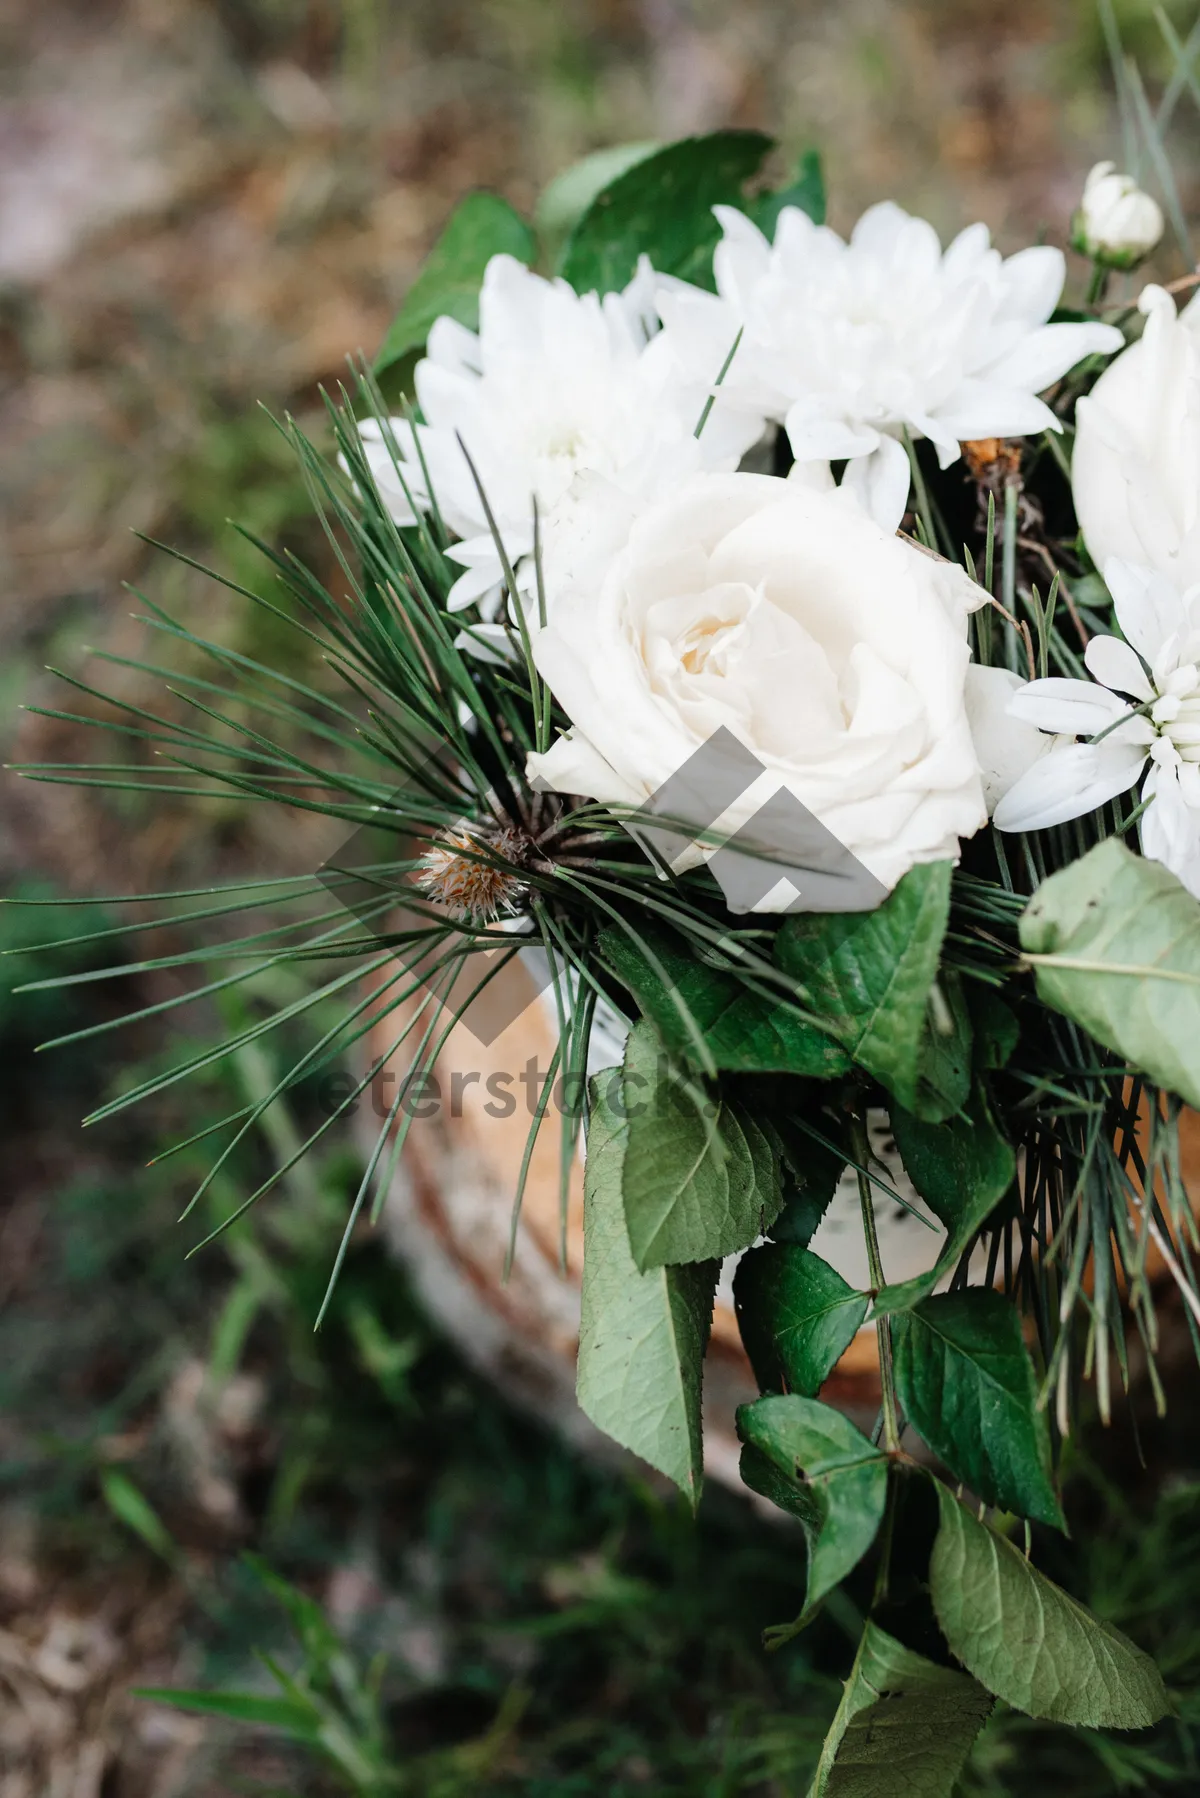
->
[4,1,1200,1794]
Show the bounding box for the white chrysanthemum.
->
[994,559,1200,896]
[359,253,759,653]
[656,201,1124,532]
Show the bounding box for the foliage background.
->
[4,0,1200,1792]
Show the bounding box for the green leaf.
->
[972,989,1019,1070]
[775,863,953,1111]
[929,1485,1170,1726]
[767,1103,848,1245]
[374,193,536,375]
[131,1687,319,1736]
[893,1292,1063,1528]
[535,142,660,250]
[739,1442,824,1531]
[912,973,972,1123]
[890,1084,1014,1234]
[809,1621,993,1798]
[620,1021,783,1269]
[560,129,774,294]
[770,1174,838,1249]
[599,926,849,1078]
[752,147,826,238]
[874,1084,1014,1316]
[734,1246,868,1395]
[1020,837,1200,1108]
[871,1204,1000,1318]
[737,1395,887,1615]
[577,1074,717,1506]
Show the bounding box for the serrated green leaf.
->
[1020,837,1200,1107]
[739,1442,824,1530]
[769,1176,838,1249]
[752,147,826,238]
[577,1075,717,1506]
[737,1395,887,1616]
[535,142,660,250]
[874,1084,1014,1317]
[893,1292,1063,1528]
[912,973,972,1122]
[930,1485,1170,1726]
[775,863,953,1111]
[890,1083,1014,1234]
[620,1021,782,1269]
[560,129,773,293]
[132,1687,320,1735]
[599,925,849,1078]
[734,1246,868,1395]
[374,192,536,375]
[767,1104,847,1245]
[871,1198,1003,1319]
[972,989,1019,1070]
[809,1621,992,1798]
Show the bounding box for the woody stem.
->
[849,1107,901,1455]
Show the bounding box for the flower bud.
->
[1072,162,1164,269]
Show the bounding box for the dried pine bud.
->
[415,822,530,923]
[963,437,1023,489]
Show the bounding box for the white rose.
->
[1072,162,1164,268]
[1073,284,1200,588]
[526,472,987,906]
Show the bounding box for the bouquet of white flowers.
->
[27,105,1200,1785]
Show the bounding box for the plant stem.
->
[1002,482,1020,673]
[1086,260,1110,308]
[848,1108,901,1454]
[872,1469,899,1606]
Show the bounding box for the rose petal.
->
[1104,558,1188,662]
[525,733,641,808]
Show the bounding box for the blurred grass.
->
[0,892,847,1793]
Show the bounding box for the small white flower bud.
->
[1072,162,1164,269]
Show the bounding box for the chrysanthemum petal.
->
[982,321,1124,393]
[1006,676,1134,736]
[839,434,911,534]
[993,245,1065,326]
[1140,764,1200,895]
[993,740,1145,831]
[1084,633,1153,700]
[928,384,1060,442]
[785,410,880,461]
[942,221,995,281]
